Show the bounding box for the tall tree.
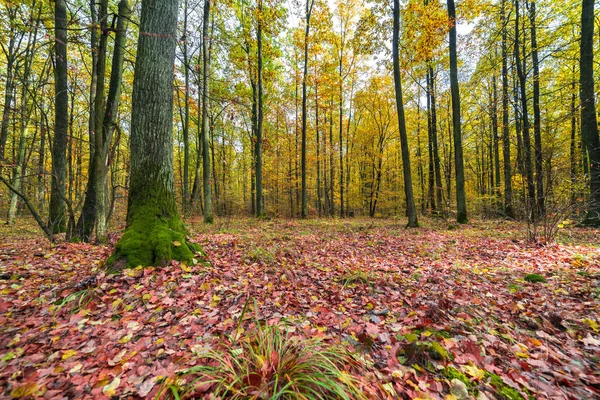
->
[529,0,544,217]
[393,0,418,227]
[300,0,315,219]
[501,0,514,218]
[447,0,467,223]
[201,0,214,222]
[580,0,600,226]
[49,0,69,233]
[256,0,264,217]
[514,0,535,220]
[108,0,200,269]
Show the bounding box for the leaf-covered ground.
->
[1,218,599,399]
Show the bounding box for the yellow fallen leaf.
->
[462,365,485,380]
[515,351,529,359]
[173,241,181,247]
[118,334,132,344]
[62,350,77,360]
[102,377,121,397]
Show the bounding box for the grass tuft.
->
[167,323,368,399]
[523,273,546,283]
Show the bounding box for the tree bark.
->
[529,0,544,218]
[447,0,467,223]
[300,0,314,219]
[201,0,213,222]
[49,0,69,233]
[515,0,535,220]
[255,0,264,217]
[580,0,600,226]
[501,0,514,218]
[107,0,200,270]
[393,0,418,227]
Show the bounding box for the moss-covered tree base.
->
[106,202,202,272]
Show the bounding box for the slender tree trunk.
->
[426,71,435,211]
[95,0,130,242]
[315,72,322,217]
[201,0,213,222]
[255,0,264,217]
[580,0,600,225]
[339,61,345,218]
[492,74,501,211]
[447,0,467,223]
[300,0,313,218]
[0,9,17,162]
[92,0,109,242]
[393,0,418,227]
[570,64,578,202]
[8,3,41,224]
[515,0,535,221]
[529,0,544,217]
[429,66,443,212]
[501,0,514,218]
[49,0,69,233]
[329,98,335,216]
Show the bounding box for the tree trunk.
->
[501,0,514,218]
[300,0,314,219]
[0,9,17,162]
[580,0,600,226]
[393,0,418,227]
[447,0,467,223]
[182,0,190,213]
[107,0,200,270]
[529,0,544,217]
[201,0,213,222]
[515,0,535,220]
[49,0,69,233]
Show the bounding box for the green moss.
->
[106,201,203,271]
[443,367,471,388]
[524,273,546,283]
[486,373,525,400]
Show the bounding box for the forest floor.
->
[0,217,599,399]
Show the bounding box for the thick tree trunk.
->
[393,0,418,227]
[447,0,467,223]
[108,0,200,270]
[49,0,69,233]
[580,0,600,226]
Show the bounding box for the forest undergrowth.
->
[0,217,599,399]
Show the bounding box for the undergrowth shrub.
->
[162,322,367,399]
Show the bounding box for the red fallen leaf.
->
[365,323,379,336]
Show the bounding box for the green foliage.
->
[340,269,375,288]
[246,245,275,266]
[53,289,96,315]
[168,324,367,399]
[442,366,471,388]
[487,373,526,400]
[523,273,546,283]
